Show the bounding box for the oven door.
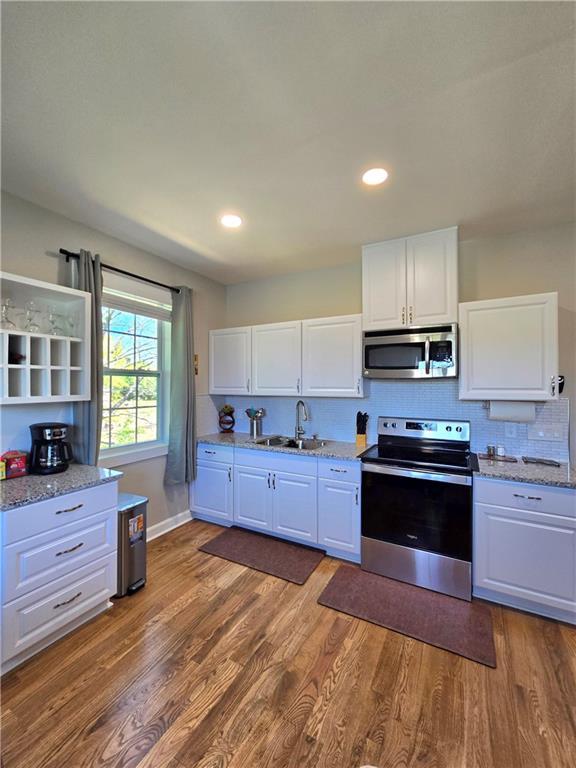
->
[361,463,472,562]
[363,328,457,379]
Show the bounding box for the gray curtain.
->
[165,286,196,484]
[69,250,103,465]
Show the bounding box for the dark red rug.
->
[199,526,325,585]
[318,564,496,667]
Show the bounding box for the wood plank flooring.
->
[1,519,575,768]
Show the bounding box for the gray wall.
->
[1,192,227,526]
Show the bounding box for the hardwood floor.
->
[1,519,575,768]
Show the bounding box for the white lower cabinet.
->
[234,465,273,531]
[1,480,119,673]
[192,445,361,560]
[318,478,360,556]
[272,471,317,542]
[194,460,233,522]
[473,478,576,623]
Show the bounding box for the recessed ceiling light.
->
[220,214,243,228]
[362,168,389,186]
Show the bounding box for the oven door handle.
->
[425,337,431,375]
[361,462,472,486]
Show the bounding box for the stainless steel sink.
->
[254,435,327,450]
[255,436,286,446]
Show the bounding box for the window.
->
[100,305,168,453]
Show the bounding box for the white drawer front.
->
[3,482,118,545]
[317,458,361,482]
[197,443,234,464]
[2,554,117,663]
[3,509,118,603]
[474,477,576,518]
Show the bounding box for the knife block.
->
[355,434,367,450]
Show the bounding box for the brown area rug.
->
[199,526,325,584]
[318,565,496,667]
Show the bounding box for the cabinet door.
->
[193,460,233,521]
[406,227,458,325]
[474,502,576,614]
[233,465,272,531]
[318,478,360,555]
[251,322,302,396]
[459,292,558,400]
[272,471,317,543]
[362,239,407,330]
[302,315,363,397]
[209,327,252,395]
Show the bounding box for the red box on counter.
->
[1,451,29,479]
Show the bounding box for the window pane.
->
[108,309,134,334]
[102,307,111,330]
[110,374,137,408]
[102,331,110,368]
[109,332,134,369]
[135,314,157,338]
[136,336,158,371]
[137,407,158,443]
[102,375,111,409]
[110,409,136,446]
[100,413,111,450]
[137,376,158,408]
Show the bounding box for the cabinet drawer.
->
[317,458,361,482]
[197,443,234,464]
[2,482,118,545]
[3,509,118,603]
[2,554,116,663]
[235,448,317,476]
[474,477,576,518]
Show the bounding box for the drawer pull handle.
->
[228,467,232,482]
[513,493,542,501]
[528,496,542,501]
[53,591,82,609]
[204,450,216,455]
[55,542,84,557]
[56,503,84,515]
[330,468,346,473]
[355,487,359,505]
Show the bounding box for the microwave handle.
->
[425,337,431,375]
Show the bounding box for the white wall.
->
[225,223,576,457]
[1,192,227,526]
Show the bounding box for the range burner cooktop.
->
[361,417,478,475]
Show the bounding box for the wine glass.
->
[48,307,65,336]
[0,298,16,329]
[25,301,41,333]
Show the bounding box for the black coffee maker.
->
[30,423,73,475]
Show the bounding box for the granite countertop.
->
[475,457,576,489]
[198,432,362,461]
[0,464,123,511]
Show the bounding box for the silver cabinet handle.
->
[296,378,300,393]
[204,450,216,455]
[54,591,82,609]
[356,378,361,394]
[267,473,271,488]
[228,467,232,482]
[55,542,84,557]
[402,306,406,325]
[55,503,83,515]
[355,487,359,505]
[551,376,556,396]
[246,378,250,392]
[330,468,347,474]
[513,493,542,501]
[272,474,276,490]
[409,306,414,324]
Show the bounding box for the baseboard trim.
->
[147,510,192,541]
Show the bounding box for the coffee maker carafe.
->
[30,423,73,475]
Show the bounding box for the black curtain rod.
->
[59,249,181,294]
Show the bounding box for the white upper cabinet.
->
[301,314,363,398]
[406,228,458,326]
[362,238,407,330]
[459,292,558,401]
[209,327,251,395]
[362,227,458,330]
[251,321,302,396]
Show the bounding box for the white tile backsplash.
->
[210,380,570,461]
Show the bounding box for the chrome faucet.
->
[295,399,309,441]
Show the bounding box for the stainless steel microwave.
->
[363,324,458,379]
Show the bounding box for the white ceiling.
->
[2,2,574,285]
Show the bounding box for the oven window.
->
[361,471,472,561]
[365,343,424,370]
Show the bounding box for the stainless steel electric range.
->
[360,416,478,601]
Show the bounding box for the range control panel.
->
[377,416,470,442]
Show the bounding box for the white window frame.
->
[98,288,171,469]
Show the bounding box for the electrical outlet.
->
[527,423,565,441]
[504,423,518,439]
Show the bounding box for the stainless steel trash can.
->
[117,492,148,596]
